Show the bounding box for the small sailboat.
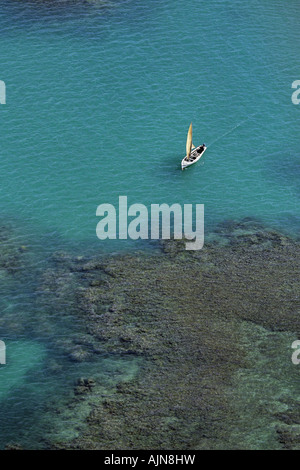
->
[181,123,206,170]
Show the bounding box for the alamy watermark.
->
[0,340,6,365]
[292,340,300,365]
[0,80,6,105]
[96,196,204,250]
[291,80,300,105]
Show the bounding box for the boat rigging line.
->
[207,112,258,149]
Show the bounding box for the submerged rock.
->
[5,443,23,451]
[0,224,26,274]
[74,378,96,395]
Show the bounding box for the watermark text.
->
[0,340,6,365]
[291,80,300,105]
[0,80,6,105]
[96,196,204,250]
[292,340,300,365]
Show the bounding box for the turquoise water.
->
[0,0,299,448]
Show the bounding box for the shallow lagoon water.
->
[0,0,299,449]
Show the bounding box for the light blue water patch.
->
[0,340,46,402]
[0,336,142,448]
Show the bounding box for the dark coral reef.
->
[35,219,299,450]
[1,219,299,449]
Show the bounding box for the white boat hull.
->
[181,145,207,170]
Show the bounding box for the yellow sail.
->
[186,122,193,160]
